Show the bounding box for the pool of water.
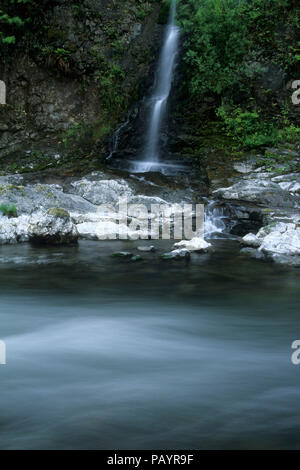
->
[0,240,300,449]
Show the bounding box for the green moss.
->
[47,208,70,219]
[0,184,24,195]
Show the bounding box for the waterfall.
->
[106,113,130,161]
[132,0,180,173]
[144,0,179,162]
[204,200,237,240]
[205,201,227,239]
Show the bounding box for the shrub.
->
[178,0,299,100]
[217,104,278,148]
[0,203,17,217]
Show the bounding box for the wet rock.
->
[0,182,96,215]
[240,247,266,260]
[271,174,300,194]
[28,210,78,245]
[70,178,133,205]
[0,214,29,245]
[259,225,300,257]
[137,245,156,252]
[233,161,256,174]
[173,237,212,252]
[76,220,149,241]
[241,222,300,265]
[213,178,298,209]
[161,249,191,260]
[241,233,262,248]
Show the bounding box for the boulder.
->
[259,226,300,256]
[70,178,133,205]
[174,237,212,252]
[241,233,262,248]
[28,208,78,245]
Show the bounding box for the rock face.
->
[213,154,300,266]
[0,0,163,160]
[28,209,78,245]
[213,174,300,209]
[0,170,192,245]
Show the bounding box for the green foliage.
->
[62,123,87,149]
[110,39,125,58]
[178,0,299,99]
[257,150,294,174]
[0,203,17,218]
[135,3,153,21]
[217,104,276,148]
[217,103,300,149]
[40,46,72,73]
[95,59,126,110]
[0,0,38,46]
[179,0,250,96]
[177,0,299,151]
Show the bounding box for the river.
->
[0,240,300,449]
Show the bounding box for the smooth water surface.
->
[1,240,300,449]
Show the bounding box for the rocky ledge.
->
[212,152,300,266]
[0,170,207,252]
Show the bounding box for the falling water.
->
[106,113,131,161]
[204,200,236,239]
[132,0,179,173]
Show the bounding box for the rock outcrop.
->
[28,208,78,245]
[0,0,163,161]
[212,149,300,266]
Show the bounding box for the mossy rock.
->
[47,208,70,220]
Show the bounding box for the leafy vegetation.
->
[0,0,53,47]
[178,0,299,99]
[177,0,299,151]
[0,203,17,218]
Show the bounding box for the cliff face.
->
[0,0,163,167]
